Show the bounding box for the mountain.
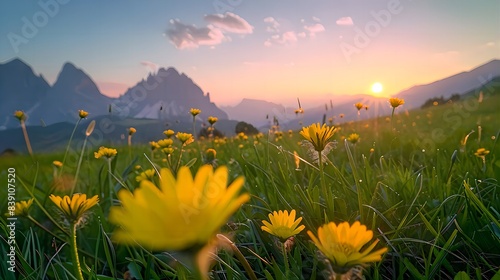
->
[222,98,296,127]
[114,67,228,122]
[0,58,50,129]
[27,62,113,126]
[0,60,229,129]
[223,59,500,129]
[396,59,500,109]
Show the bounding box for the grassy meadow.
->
[1,91,500,280]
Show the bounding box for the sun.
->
[371,82,383,95]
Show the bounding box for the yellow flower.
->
[389,97,405,108]
[149,141,160,151]
[14,110,26,122]
[206,148,217,159]
[157,138,174,148]
[94,146,117,159]
[307,221,387,274]
[474,148,490,157]
[109,165,250,251]
[347,133,360,144]
[300,123,337,152]
[354,103,364,111]
[294,108,304,114]
[190,108,201,117]
[53,160,63,168]
[5,198,34,217]
[163,129,175,138]
[78,110,89,119]
[369,148,375,153]
[176,132,194,145]
[261,209,305,240]
[162,147,175,155]
[128,127,136,135]
[136,169,156,182]
[208,116,218,125]
[49,194,99,226]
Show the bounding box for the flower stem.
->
[20,121,34,158]
[72,135,89,195]
[217,234,258,280]
[107,158,113,201]
[282,242,290,279]
[69,223,84,280]
[318,150,330,207]
[61,119,81,174]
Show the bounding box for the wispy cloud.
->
[265,31,298,47]
[165,19,225,49]
[204,12,253,34]
[263,17,280,33]
[166,13,252,49]
[336,16,353,26]
[304,23,325,37]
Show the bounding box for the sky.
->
[1,0,499,107]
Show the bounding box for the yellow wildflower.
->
[389,97,405,108]
[354,103,364,111]
[162,147,175,155]
[128,127,136,135]
[261,209,305,240]
[53,160,63,168]
[176,132,194,145]
[157,139,174,148]
[208,116,218,125]
[206,148,217,159]
[78,110,89,119]
[150,141,160,151]
[14,110,26,122]
[300,123,337,152]
[136,169,156,182]
[49,194,98,226]
[474,148,490,157]
[5,198,34,217]
[94,146,117,159]
[163,129,175,138]
[307,221,387,274]
[347,133,360,144]
[190,108,201,117]
[109,165,249,251]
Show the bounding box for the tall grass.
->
[1,93,499,279]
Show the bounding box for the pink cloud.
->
[336,17,354,26]
[304,23,325,37]
[204,12,253,34]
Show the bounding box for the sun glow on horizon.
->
[371,82,383,95]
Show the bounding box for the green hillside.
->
[0,85,499,279]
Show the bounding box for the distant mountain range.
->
[1,58,499,132]
[221,59,500,129]
[0,59,227,130]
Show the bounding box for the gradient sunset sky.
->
[1,0,499,106]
